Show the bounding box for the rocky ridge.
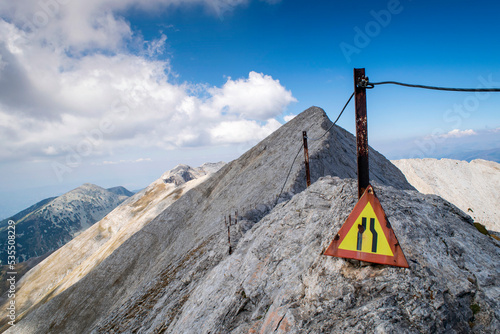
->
[4,106,417,333]
[164,177,499,333]
[0,162,225,329]
[392,158,500,233]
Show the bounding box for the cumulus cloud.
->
[0,0,295,162]
[209,72,297,120]
[440,129,477,139]
[209,119,282,144]
[0,0,254,51]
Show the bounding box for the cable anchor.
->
[357,76,374,89]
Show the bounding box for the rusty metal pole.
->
[302,131,311,187]
[354,68,369,199]
[225,216,232,255]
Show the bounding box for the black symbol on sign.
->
[356,218,366,251]
[356,217,378,252]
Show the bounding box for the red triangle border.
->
[324,185,409,268]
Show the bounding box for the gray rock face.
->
[161,162,226,187]
[164,178,500,333]
[392,158,500,233]
[7,107,419,333]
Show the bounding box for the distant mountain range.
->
[0,197,57,231]
[107,186,135,197]
[0,184,133,266]
[443,147,500,163]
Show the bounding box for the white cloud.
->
[0,1,295,163]
[209,118,282,144]
[146,34,168,57]
[440,129,477,139]
[209,71,297,120]
[0,0,255,53]
[283,114,296,122]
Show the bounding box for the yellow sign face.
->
[324,185,409,268]
[338,202,393,256]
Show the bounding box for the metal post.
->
[354,68,369,199]
[302,131,311,187]
[225,216,232,255]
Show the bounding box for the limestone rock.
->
[167,177,500,333]
[5,107,417,333]
[392,158,500,233]
[161,162,226,186]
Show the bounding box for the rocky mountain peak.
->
[162,162,226,187]
[107,186,135,197]
[199,161,226,174]
[0,183,132,266]
[4,107,496,333]
[162,164,199,186]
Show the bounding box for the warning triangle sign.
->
[324,185,409,268]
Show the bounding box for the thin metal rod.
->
[302,131,311,187]
[225,215,232,255]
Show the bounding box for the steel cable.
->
[368,81,500,92]
[307,92,355,141]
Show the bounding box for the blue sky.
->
[0,0,499,218]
